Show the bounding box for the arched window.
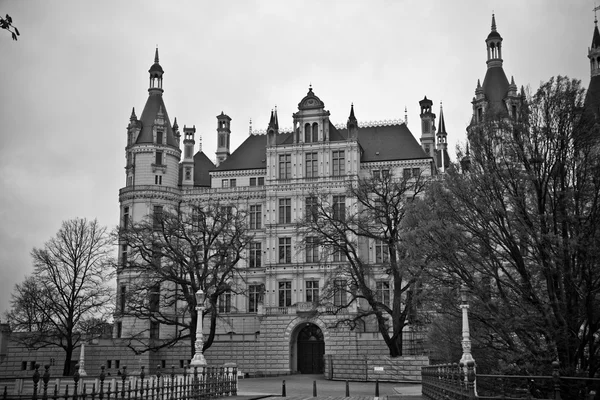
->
[312,123,318,142]
[304,123,311,142]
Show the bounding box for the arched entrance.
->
[296,323,324,374]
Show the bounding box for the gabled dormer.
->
[292,86,331,144]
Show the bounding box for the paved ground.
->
[235,374,424,399]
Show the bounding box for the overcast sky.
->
[0,0,592,316]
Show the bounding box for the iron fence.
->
[1,364,237,400]
[422,361,600,399]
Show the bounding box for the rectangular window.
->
[230,179,236,187]
[153,205,163,230]
[116,322,122,339]
[119,285,126,313]
[219,292,232,313]
[258,177,265,185]
[305,196,318,222]
[248,284,263,313]
[372,169,389,179]
[278,281,292,307]
[278,198,291,224]
[375,239,389,264]
[249,205,262,229]
[305,237,319,263]
[121,244,127,267]
[332,150,345,176]
[279,154,291,179]
[332,195,345,220]
[156,131,164,145]
[155,175,162,185]
[412,167,420,178]
[250,177,256,186]
[161,360,166,369]
[149,284,160,312]
[123,206,129,229]
[107,360,112,369]
[279,237,291,264]
[21,361,27,371]
[222,179,229,188]
[150,321,159,339]
[333,280,347,306]
[376,281,391,307]
[403,168,411,180]
[332,247,344,262]
[30,362,36,371]
[373,170,380,179]
[155,151,163,165]
[305,152,318,178]
[306,280,319,303]
[115,360,120,369]
[249,242,262,268]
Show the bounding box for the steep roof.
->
[482,66,510,115]
[593,24,600,49]
[136,94,178,147]
[214,134,267,171]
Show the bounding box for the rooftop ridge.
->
[251,119,406,135]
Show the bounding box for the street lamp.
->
[459,285,475,375]
[190,289,207,367]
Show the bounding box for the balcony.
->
[262,302,354,315]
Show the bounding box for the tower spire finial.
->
[154,46,159,63]
[595,5,600,25]
[491,13,497,31]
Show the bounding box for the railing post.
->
[73,365,81,400]
[281,380,286,397]
[467,361,476,399]
[552,361,561,400]
[120,367,127,400]
[33,364,41,400]
[345,380,350,397]
[99,366,105,400]
[313,380,317,397]
[42,364,50,400]
[156,366,162,400]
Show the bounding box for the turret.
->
[148,47,164,94]
[486,14,503,69]
[267,108,279,147]
[216,112,231,166]
[182,125,196,187]
[292,85,331,144]
[419,96,436,157]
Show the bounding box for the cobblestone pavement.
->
[235,374,424,399]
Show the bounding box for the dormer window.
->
[304,122,318,143]
[156,131,164,145]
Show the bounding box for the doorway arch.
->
[296,323,324,374]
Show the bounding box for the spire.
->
[130,107,137,121]
[491,13,497,32]
[404,106,408,126]
[349,103,356,121]
[438,102,447,134]
[274,106,279,129]
[172,117,178,130]
[154,47,159,63]
[148,47,164,93]
[347,103,358,139]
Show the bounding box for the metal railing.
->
[2,364,237,400]
[422,361,600,400]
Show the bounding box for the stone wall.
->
[323,355,429,382]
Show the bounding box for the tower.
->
[436,102,448,172]
[419,96,436,158]
[586,11,600,114]
[216,112,231,166]
[182,125,196,187]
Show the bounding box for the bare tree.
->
[419,76,600,375]
[6,218,114,376]
[1,14,19,40]
[298,169,431,356]
[117,201,253,357]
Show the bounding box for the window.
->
[153,205,163,230]
[156,131,164,145]
[279,237,291,264]
[119,286,126,313]
[477,107,483,122]
[161,360,166,369]
[332,195,345,220]
[230,179,236,187]
[121,244,127,267]
[155,151,163,165]
[312,123,319,142]
[123,206,129,229]
[334,280,347,306]
[279,154,291,179]
[332,247,344,262]
[115,360,120,369]
[155,175,162,185]
[219,292,232,313]
[278,198,291,224]
[305,152,318,178]
[376,281,391,306]
[222,179,229,188]
[249,242,261,268]
[305,196,318,222]
[278,281,292,307]
[372,169,389,179]
[249,205,262,229]
[107,360,112,369]
[258,177,265,185]
[305,237,319,263]
[248,284,263,313]
[116,322,122,338]
[150,321,159,339]
[403,168,411,180]
[306,280,319,303]
[21,361,26,371]
[412,167,420,178]
[375,239,389,264]
[149,284,160,312]
[30,362,36,371]
[332,150,345,176]
[250,177,256,186]
[304,123,319,143]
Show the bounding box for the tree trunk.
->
[63,346,73,376]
